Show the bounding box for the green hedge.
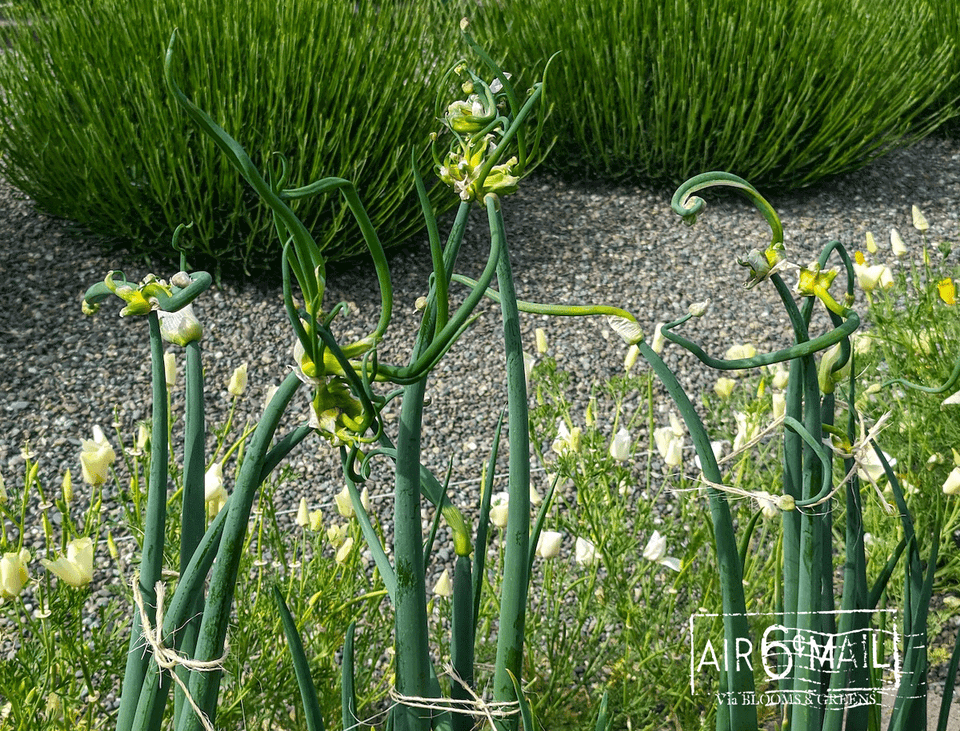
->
[0,0,461,271]
[471,0,958,187]
[0,0,957,271]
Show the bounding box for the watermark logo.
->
[688,609,921,709]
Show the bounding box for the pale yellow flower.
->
[335,537,355,564]
[204,463,227,518]
[714,378,736,399]
[80,426,116,486]
[609,428,632,462]
[574,537,598,566]
[536,530,563,559]
[724,343,756,361]
[0,549,30,600]
[943,467,960,496]
[41,537,94,588]
[489,492,509,529]
[551,421,581,455]
[642,531,681,572]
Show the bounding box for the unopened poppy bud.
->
[107,532,119,560]
[912,205,929,232]
[227,363,248,397]
[296,497,309,528]
[415,296,428,311]
[433,569,453,597]
[164,351,177,389]
[890,228,907,256]
[61,470,73,505]
[535,328,548,354]
[136,424,149,452]
[624,344,640,372]
[585,398,597,428]
[651,323,666,354]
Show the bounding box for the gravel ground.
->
[2,136,959,515]
[1,135,959,716]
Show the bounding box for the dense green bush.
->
[471,0,958,187]
[934,0,960,135]
[0,0,461,271]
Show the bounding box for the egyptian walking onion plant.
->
[79,20,605,731]
[77,18,959,731]
[623,173,960,731]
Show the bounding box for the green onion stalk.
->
[624,171,960,731]
[79,18,565,731]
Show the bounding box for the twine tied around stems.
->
[388,665,521,728]
[131,572,227,731]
